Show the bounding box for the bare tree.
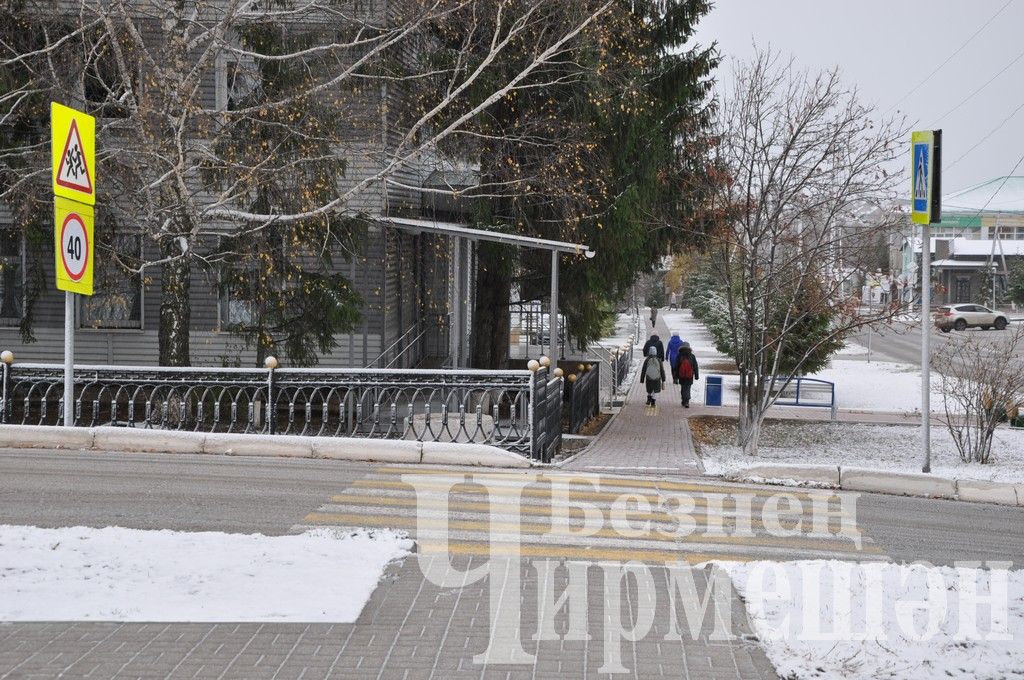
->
[1,0,612,365]
[934,325,1024,464]
[703,49,906,455]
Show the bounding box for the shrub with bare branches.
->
[934,325,1024,464]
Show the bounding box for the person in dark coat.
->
[639,346,665,406]
[665,334,683,384]
[642,334,665,362]
[675,342,699,408]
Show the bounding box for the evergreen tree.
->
[432,0,718,367]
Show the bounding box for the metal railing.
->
[770,377,837,420]
[0,359,564,460]
[567,363,600,434]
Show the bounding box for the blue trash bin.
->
[704,375,723,407]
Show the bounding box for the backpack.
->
[678,356,694,380]
[645,359,661,381]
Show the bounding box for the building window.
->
[83,37,138,118]
[996,226,1024,240]
[218,263,260,330]
[217,56,260,111]
[0,230,24,324]
[80,234,143,329]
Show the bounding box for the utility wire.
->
[930,43,1024,126]
[946,98,1024,171]
[888,0,1012,113]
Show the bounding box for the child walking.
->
[640,346,665,407]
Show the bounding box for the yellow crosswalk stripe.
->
[348,478,849,511]
[419,541,738,565]
[322,493,851,531]
[302,512,878,555]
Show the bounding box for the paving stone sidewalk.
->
[563,312,703,476]
[0,555,776,680]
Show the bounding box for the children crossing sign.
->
[51,102,96,205]
[54,196,94,295]
[911,129,941,225]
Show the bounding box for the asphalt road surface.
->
[3,447,1023,567]
[849,318,1024,367]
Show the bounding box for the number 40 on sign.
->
[54,196,94,295]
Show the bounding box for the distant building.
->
[893,176,1024,305]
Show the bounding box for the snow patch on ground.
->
[661,310,947,413]
[0,525,412,622]
[716,560,1024,680]
[700,421,1024,484]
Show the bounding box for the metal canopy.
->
[378,215,595,364]
[380,216,594,256]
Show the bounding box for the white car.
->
[934,304,1009,332]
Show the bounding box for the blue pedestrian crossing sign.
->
[911,130,941,225]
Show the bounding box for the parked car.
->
[934,304,1009,332]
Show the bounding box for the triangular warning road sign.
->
[55,119,93,195]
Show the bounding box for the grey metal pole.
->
[63,291,74,426]
[921,223,931,473]
[549,251,559,361]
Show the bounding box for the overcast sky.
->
[694,0,1024,194]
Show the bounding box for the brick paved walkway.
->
[0,556,774,679]
[563,313,703,476]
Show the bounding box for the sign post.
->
[911,129,941,473]
[51,102,97,427]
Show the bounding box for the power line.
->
[946,98,1024,171]
[930,43,1024,126]
[888,0,1012,113]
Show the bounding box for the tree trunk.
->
[159,242,191,367]
[736,369,763,456]
[470,242,513,369]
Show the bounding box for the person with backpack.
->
[640,346,665,407]
[676,342,699,408]
[641,334,664,362]
[665,334,683,384]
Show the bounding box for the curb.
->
[721,462,1023,507]
[0,424,529,468]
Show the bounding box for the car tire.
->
[995,317,1008,330]
[954,319,967,331]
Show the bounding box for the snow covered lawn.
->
[661,309,948,414]
[0,525,412,622]
[717,560,1024,680]
[696,419,1024,484]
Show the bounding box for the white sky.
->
[694,0,1024,193]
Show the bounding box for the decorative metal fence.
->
[567,363,600,434]
[610,344,633,398]
[0,359,564,461]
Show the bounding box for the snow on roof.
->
[944,177,1024,214]
[930,259,990,268]
[948,237,1024,257]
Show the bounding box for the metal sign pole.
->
[921,222,931,473]
[64,291,74,426]
[549,251,559,362]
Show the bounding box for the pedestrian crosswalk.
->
[295,467,887,564]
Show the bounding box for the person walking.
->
[676,341,699,408]
[649,305,658,327]
[640,346,665,407]
[665,333,683,384]
[641,333,665,362]
[669,291,678,310]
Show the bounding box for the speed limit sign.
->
[54,196,94,295]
